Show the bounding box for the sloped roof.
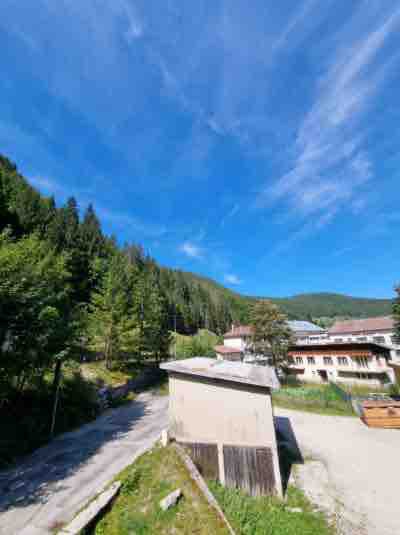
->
[223,325,253,338]
[160,357,280,389]
[223,320,323,338]
[214,345,242,354]
[329,316,394,334]
[287,320,325,333]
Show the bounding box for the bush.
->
[0,367,99,468]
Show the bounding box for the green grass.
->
[171,329,221,359]
[273,383,355,417]
[209,482,335,535]
[80,361,139,387]
[91,445,230,535]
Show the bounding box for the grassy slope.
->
[92,444,334,535]
[210,482,335,535]
[92,445,230,535]
[272,384,355,417]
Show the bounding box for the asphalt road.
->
[0,392,168,535]
[275,407,400,535]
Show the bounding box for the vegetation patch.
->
[273,383,355,417]
[171,328,221,359]
[209,481,335,535]
[90,445,229,535]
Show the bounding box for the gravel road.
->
[0,392,168,535]
[275,407,400,535]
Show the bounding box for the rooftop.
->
[223,320,324,339]
[160,357,280,389]
[329,316,394,334]
[214,344,242,354]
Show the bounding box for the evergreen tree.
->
[86,253,137,368]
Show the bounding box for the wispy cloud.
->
[220,203,240,228]
[179,241,204,259]
[262,8,400,224]
[224,274,242,285]
[96,206,167,238]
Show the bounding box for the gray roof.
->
[288,320,324,333]
[160,357,280,390]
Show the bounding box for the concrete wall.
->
[168,374,282,496]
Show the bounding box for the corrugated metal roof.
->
[287,320,324,332]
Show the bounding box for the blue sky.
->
[0,1,399,298]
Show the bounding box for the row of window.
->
[333,335,398,344]
[293,356,370,367]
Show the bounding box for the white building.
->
[218,321,325,363]
[327,317,400,364]
[287,342,394,386]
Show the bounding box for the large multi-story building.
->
[327,317,400,363]
[215,316,399,385]
[287,342,393,386]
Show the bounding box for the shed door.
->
[181,442,219,479]
[223,445,275,496]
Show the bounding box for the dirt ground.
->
[275,407,400,535]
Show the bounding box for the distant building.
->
[328,317,400,364]
[217,321,325,363]
[160,357,282,497]
[287,342,393,386]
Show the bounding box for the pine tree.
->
[86,253,138,368]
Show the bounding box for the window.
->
[357,337,367,342]
[295,356,303,365]
[307,357,315,365]
[373,336,385,344]
[323,356,333,365]
[334,338,343,343]
[337,357,348,366]
[356,357,369,368]
[396,350,400,357]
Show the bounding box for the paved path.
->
[275,407,400,535]
[0,392,168,535]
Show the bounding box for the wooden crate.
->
[361,401,400,429]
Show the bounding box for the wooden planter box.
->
[361,401,400,429]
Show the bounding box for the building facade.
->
[327,317,400,364]
[287,342,393,386]
[219,321,324,363]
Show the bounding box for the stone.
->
[287,507,303,513]
[159,489,182,511]
[59,481,121,534]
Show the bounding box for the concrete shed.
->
[160,357,282,497]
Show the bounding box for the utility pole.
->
[50,357,62,439]
[174,308,177,358]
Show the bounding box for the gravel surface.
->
[275,407,400,535]
[0,392,168,535]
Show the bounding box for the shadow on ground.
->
[275,416,304,493]
[0,397,151,512]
